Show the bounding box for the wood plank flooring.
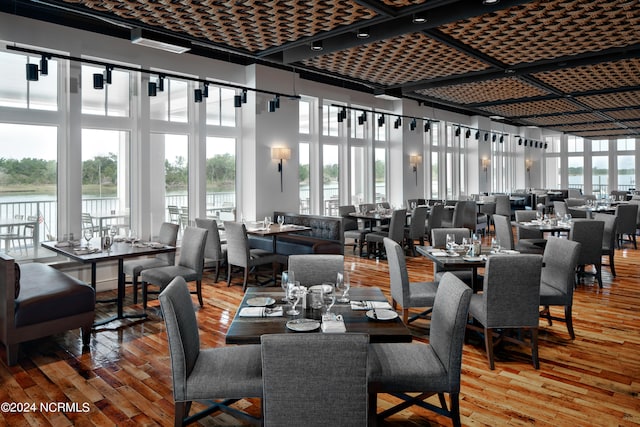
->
[1,237,639,426]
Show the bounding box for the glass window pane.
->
[431,152,439,199]
[106,69,130,117]
[0,123,57,260]
[618,155,635,192]
[28,56,57,111]
[375,147,386,203]
[350,146,365,205]
[545,157,561,189]
[299,100,310,134]
[374,113,387,141]
[617,138,635,151]
[592,140,607,152]
[150,77,168,121]
[169,79,188,123]
[350,110,364,139]
[568,157,584,191]
[220,88,236,127]
[323,145,338,215]
[164,134,189,228]
[299,142,310,213]
[592,155,608,195]
[82,65,106,115]
[206,137,235,220]
[205,86,221,125]
[0,51,27,108]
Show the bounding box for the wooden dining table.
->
[225,287,412,345]
[416,245,488,292]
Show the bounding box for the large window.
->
[81,64,130,116]
[322,104,339,137]
[322,144,338,215]
[299,99,310,134]
[0,51,58,110]
[205,87,236,126]
[374,147,386,203]
[350,146,366,206]
[206,137,236,221]
[568,156,584,191]
[150,76,188,122]
[299,142,310,213]
[591,155,608,195]
[618,155,635,192]
[154,134,189,226]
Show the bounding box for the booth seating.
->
[0,254,95,365]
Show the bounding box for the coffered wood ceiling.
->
[4,0,640,138]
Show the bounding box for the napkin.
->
[321,316,346,333]
[55,241,71,247]
[238,306,283,317]
[430,250,448,257]
[351,301,393,310]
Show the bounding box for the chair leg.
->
[402,308,409,324]
[196,280,203,307]
[543,305,552,325]
[227,265,233,287]
[484,327,495,370]
[565,305,575,340]
[174,401,189,427]
[132,275,138,304]
[242,267,249,292]
[7,343,19,366]
[368,393,378,427]
[214,261,220,282]
[531,328,540,369]
[142,281,148,309]
[450,392,461,427]
[609,253,616,277]
[81,325,91,346]
[595,262,603,288]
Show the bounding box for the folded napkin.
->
[238,306,283,317]
[350,301,393,310]
[55,241,71,247]
[430,250,448,257]
[321,317,346,333]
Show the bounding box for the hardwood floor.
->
[2,239,639,426]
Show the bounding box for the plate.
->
[246,297,276,307]
[286,319,321,332]
[366,309,398,321]
[308,284,334,293]
[463,256,483,262]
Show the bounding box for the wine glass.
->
[83,228,93,248]
[277,215,285,227]
[286,282,303,316]
[446,233,455,251]
[323,283,336,316]
[491,237,500,253]
[281,270,294,302]
[336,272,350,303]
[103,235,113,252]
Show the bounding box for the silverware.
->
[372,309,378,320]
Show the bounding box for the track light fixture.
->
[492,134,497,142]
[158,75,165,92]
[194,88,203,103]
[234,94,242,108]
[203,83,209,98]
[412,13,427,23]
[274,95,280,109]
[500,135,504,143]
[268,100,276,112]
[518,137,523,145]
[455,127,461,137]
[242,89,248,103]
[544,143,548,149]
[424,122,430,132]
[484,133,489,142]
[465,128,471,139]
[26,63,39,81]
[337,111,343,123]
[358,114,364,126]
[475,130,480,140]
[535,141,538,148]
[93,73,104,90]
[378,114,384,127]
[311,40,323,51]
[361,112,367,122]
[39,55,49,76]
[105,66,113,84]
[410,118,417,131]
[341,107,347,121]
[393,118,399,129]
[148,81,157,96]
[356,27,370,39]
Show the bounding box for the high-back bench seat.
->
[0,254,95,365]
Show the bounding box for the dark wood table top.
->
[225,287,412,345]
[244,223,311,237]
[514,221,571,233]
[42,239,176,263]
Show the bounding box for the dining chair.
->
[261,333,368,427]
[494,194,512,219]
[570,219,605,288]
[123,222,179,304]
[0,215,23,254]
[539,236,581,339]
[430,227,478,288]
[493,214,544,254]
[339,205,369,255]
[195,218,227,283]
[365,208,406,259]
[384,237,438,324]
[368,272,472,427]
[158,276,262,427]
[595,212,617,277]
[479,196,496,233]
[615,203,638,249]
[514,210,547,253]
[553,201,568,217]
[287,254,343,286]
[224,221,278,291]
[140,226,208,309]
[167,205,181,224]
[467,254,543,369]
[565,198,588,218]
[19,216,37,256]
[404,205,428,256]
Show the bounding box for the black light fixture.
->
[424,121,430,132]
[158,75,165,92]
[203,83,209,98]
[274,95,280,109]
[310,40,323,51]
[518,137,523,145]
[475,130,480,140]
[465,128,471,139]
[378,114,384,127]
[39,55,49,76]
[361,112,367,122]
[393,118,399,129]
[544,143,548,149]
[148,81,157,96]
[455,126,461,137]
[242,89,248,103]
[26,63,39,81]
[268,99,276,112]
[337,111,343,123]
[410,118,417,131]
[104,66,113,84]
[234,94,242,107]
[492,133,497,142]
[524,139,528,146]
[484,133,489,141]
[535,141,538,148]
[500,135,504,143]
[358,114,364,125]
[356,27,370,39]
[412,13,427,23]
[341,107,347,121]
[194,88,203,103]
[93,73,104,89]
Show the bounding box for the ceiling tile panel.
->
[61,0,378,52]
[523,112,605,126]
[534,59,640,93]
[301,32,490,86]
[607,109,640,120]
[439,0,640,66]
[416,77,550,104]
[576,90,640,110]
[379,0,428,6]
[479,99,583,118]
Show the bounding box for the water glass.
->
[286,282,303,316]
[281,270,294,302]
[446,233,455,250]
[83,228,93,248]
[277,215,285,227]
[491,237,500,253]
[336,272,350,303]
[264,216,272,229]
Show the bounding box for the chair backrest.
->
[426,204,445,240]
[514,210,543,240]
[406,198,426,208]
[168,205,181,223]
[610,190,627,201]
[429,272,472,391]
[594,213,617,253]
[383,238,411,307]
[452,201,477,230]
[431,227,471,248]
[338,205,358,231]
[615,203,638,234]
[178,227,208,279]
[492,214,515,250]
[565,198,584,207]
[388,209,407,243]
[495,195,511,217]
[408,205,429,239]
[629,199,640,225]
[261,333,369,427]
[195,218,224,261]
[287,254,344,286]
[553,201,568,216]
[158,276,200,401]
[359,203,376,214]
[541,236,581,302]
[569,219,604,265]
[481,254,543,328]
[224,221,250,268]
[567,188,582,198]
[156,222,180,265]
[81,213,94,230]
[479,201,496,216]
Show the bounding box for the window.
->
[0,123,57,260]
[206,137,236,221]
[299,100,310,134]
[206,87,236,126]
[0,51,58,111]
[154,134,189,224]
[350,146,366,206]
[299,142,310,213]
[322,145,338,215]
[375,147,386,203]
[81,65,130,116]
[322,104,339,137]
[150,76,188,122]
[592,139,608,152]
[568,156,584,191]
[617,137,635,151]
[617,155,635,192]
[591,155,608,195]
[567,135,583,153]
[350,109,365,139]
[374,113,386,142]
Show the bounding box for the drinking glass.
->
[491,237,500,253]
[323,284,336,315]
[109,225,118,239]
[446,233,455,250]
[286,282,303,316]
[535,210,543,221]
[336,272,350,303]
[103,235,113,252]
[83,228,93,248]
[277,215,285,227]
[281,270,294,302]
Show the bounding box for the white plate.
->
[308,284,334,293]
[246,297,276,307]
[366,309,398,321]
[463,256,483,262]
[286,319,321,332]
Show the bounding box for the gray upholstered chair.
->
[365,209,407,258]
[442,201,485,235]
[384,238,438,324]
[494,194,512,219]
[262,333,368,427]
[123,222,179,304]
[368,273,472,427]
[570,219,605,288]
[467,254,543,369]
[493,214,543,254]
[340,205,369,255]
[595,212,617,277]
[565,198,587,218]
[610,190,628,201]
[141,226,208,309]
[224,221,278,291]
[479,197,496,233]
[287,254,344,286]
[553,201,568,217]
[195,218,227,283]
[158,276,262,426]
[430,227,478,287]
[539,236,581,339]
[615,203,638,249]
[514,210,547,253]
[425,203,444,244]
[405,205,428,256]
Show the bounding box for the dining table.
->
[416,245,489,292]
[41,239,176,327]
[514,220,572,236]
[245,222,312,253]
[225,287,412,345]
[348,211,394,232]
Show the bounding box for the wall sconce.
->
[271,147,291,192]
[525,159,533,172]
[410,155,422,186]
[482,158,490,179]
